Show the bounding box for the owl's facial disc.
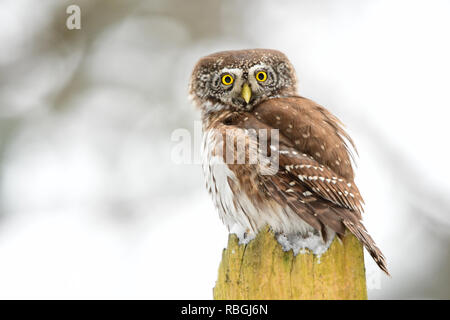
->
[212,64,277,110]
[190,49,297,112]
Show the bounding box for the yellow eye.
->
[221,74,234,85]
[256,71,267,82]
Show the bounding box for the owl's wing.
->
[252,96,357,181]
[239,96,364,216]
[283,152,364,216]
[238,96,389,275]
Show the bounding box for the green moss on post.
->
[214,226,367,300]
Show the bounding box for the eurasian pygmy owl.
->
[189,49,388,274]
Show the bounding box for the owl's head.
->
[189,49,297,112]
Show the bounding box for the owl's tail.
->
[305,202,390,276]
[342,218,390,276]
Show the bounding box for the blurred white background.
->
[0,0,449,299]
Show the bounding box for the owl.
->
[189,49,388,274]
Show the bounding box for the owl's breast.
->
[201,128,248,234]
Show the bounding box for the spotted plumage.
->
[190,49,389,275]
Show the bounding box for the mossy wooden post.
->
[214,226,367,300]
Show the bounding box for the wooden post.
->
[214,226,367,300]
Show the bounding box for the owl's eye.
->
[221,74,234,86]
[256,71,268,82]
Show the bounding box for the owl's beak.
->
[241,83,252,104]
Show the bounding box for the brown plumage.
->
[190,49,389,275]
